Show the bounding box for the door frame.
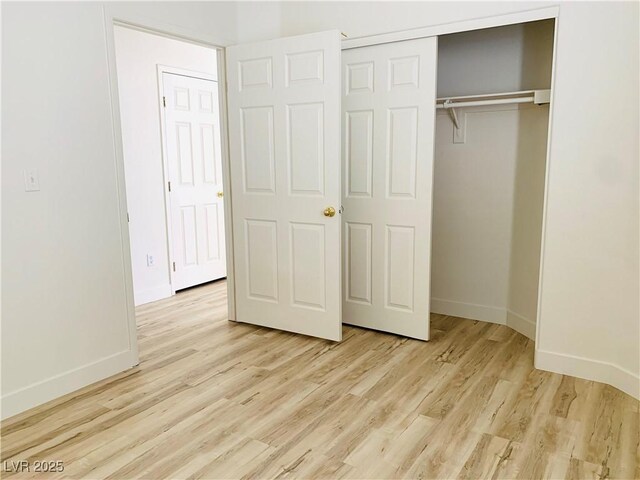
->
[156,65,222,295]
[104,10,238,366]
[340,5,560,353]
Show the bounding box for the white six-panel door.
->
[162,72,227,291]
[342,38,438,340]
[226,31,342,341]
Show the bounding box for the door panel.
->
[342,37,437,340]
[163,73,227,291]
[227,31,342,341]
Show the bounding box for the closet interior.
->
[430,20,555,340]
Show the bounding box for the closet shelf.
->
[436,89,551,129]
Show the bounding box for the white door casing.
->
[342,37,438,340]
[226,31,342,341]
[162,72,227,291]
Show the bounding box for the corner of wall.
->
[506,310,536,340]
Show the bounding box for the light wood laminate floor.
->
[2,281,638,479]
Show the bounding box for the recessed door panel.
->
[180,205,198,266]
[200,124,217,184]
[388,107,418,198]
[246,219,279,302]
[241,107,275,194]
[346,62,374,94]
[346,222,372,304]
[199,91,214,112]
[174,87,190,110]
[346,110,373,198]
[239,58,273,90]
[386,225,415,311]
[287,50,324,86]
[389,56,420,90]
[176,123,194,185]
[288,103,324,195]
[290,223,326,310]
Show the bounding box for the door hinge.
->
[127,212,130,222]
[162,96,166,108]
[172,262,176,272]
[168,181,171,192]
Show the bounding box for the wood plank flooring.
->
[2,281,638,479]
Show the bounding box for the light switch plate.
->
[24,168,40,192]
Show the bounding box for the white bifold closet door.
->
[342,37,438,340]
[226,31,342,341]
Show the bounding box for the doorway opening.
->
[113,25,228,307]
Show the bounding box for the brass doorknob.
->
[323,206,336,217]
[217,191,224,198]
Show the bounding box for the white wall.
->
[534,2,639,398]
[274,1,640,398]
[235,1,282,43]
[437,21,554,97]
[1,1,241,419]
[114,26,217,306]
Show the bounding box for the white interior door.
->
[342,37,438,340]
[162,72,227,291]
[226,31,342,341]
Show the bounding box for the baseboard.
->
[535,349,640,400]
[134,284,172,306]
[1,349,137,420]
[430,298,507,325]
[506,310,536,340]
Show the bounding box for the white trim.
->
[158,64,217,82]
[216,48,237,321]
[1,350,136,420]
[108,10,234,48]
[102,7,139,368]
[431,298,506,325]
[535,6,560,350]
[157,66,176,295]
[341,6,559,49]
[506,310,536,340]
[134,284,173,306]
[535,349,640,400]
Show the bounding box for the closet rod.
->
[436,96,534,109]
[436,89,551,130]
[436,89,551,109]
